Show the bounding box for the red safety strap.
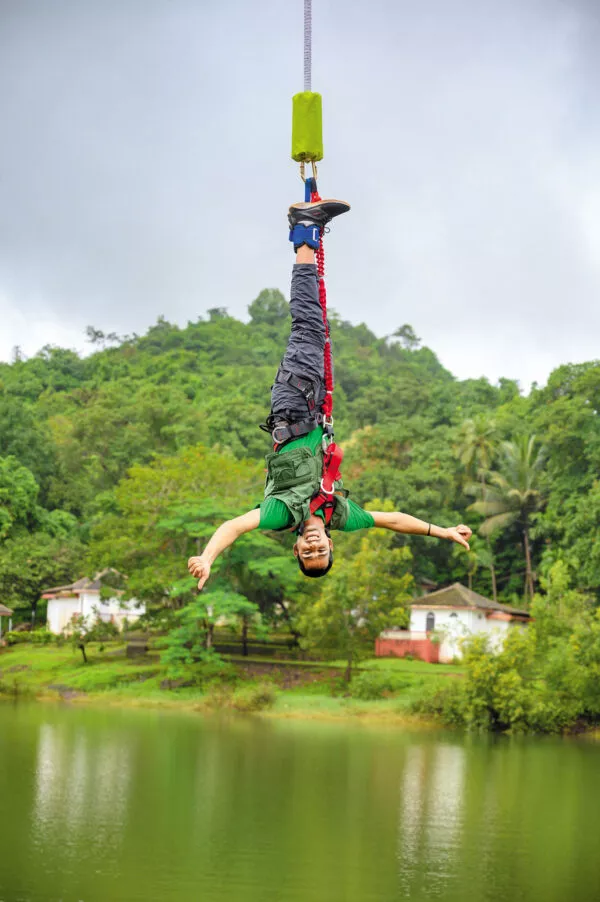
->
[309,441,344,525]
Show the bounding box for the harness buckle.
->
[319,478,335,496]
[271,425,290,445]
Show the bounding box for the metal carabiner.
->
[299,160,318,183]
[321,428,334,452]
[319,478,335,496]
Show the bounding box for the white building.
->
[376,583,530,663]
[43,572,145,635]
[0,603,13,640]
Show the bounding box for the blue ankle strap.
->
[289,223,321,251]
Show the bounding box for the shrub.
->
[4,631,31,646]
[231,682,277,712]
[202,683,234,709]
[350,670,413,700]
[30,628,54,646]
[0,677,34,698]
[411,679,467,727]
[196,657,238,686]
[413,619,600,734]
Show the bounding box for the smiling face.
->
[293,516,334,575]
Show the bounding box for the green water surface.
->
[1,703,599,902]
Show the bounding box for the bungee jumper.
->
[188,1,472,589]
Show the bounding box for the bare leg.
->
[296,246,315,265]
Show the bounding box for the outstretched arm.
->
[371,511,472,550]
[187,509,260,590]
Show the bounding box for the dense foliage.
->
[1,288,599,728]
[414,562,600,733]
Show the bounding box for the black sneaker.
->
[288,199,350,229]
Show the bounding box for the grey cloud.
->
[1,0,599,389]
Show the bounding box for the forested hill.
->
[1,287,599,619]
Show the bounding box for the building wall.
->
[47,597,82,635]
[410,608,473,662]
[410,607,521,662]
[375,633,440,664]
[46,593,145,634]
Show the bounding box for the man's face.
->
[293,520,334,572]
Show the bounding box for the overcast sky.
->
[1,0,599,390]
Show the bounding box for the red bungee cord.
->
[309,185,334,419]
[305,182,343,525]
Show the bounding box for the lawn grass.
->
[0,643,159,694]
[0,642,456,726]
[331,656,464,676]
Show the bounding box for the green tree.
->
[69,613,119,663]
[299,505,414,681]
[456,415,499,480]
[444,561,600,733]
[2,278,599,620]
[469,436,545,600]
[89,444,286,613]
[0,532,85,626]
[0,456,40,540]
[248,288,288,326]
[0,397,57,500]
[392,324,421,350]
[454,537,496,594]
[549,481,600,592]
[160,588,260,682]
[456,415,500,599]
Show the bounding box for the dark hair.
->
[298,553,334,578]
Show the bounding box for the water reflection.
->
[33,721,131,856]
[1,705,598,902]
[398,742,465,897]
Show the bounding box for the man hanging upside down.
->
[188,199,472,588]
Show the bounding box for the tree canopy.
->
[0,288,598,632]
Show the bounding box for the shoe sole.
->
[289,200,351,219]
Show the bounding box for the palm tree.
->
[468,435,546,601]
[462,540,496,593]
[456,415,500,600]
[456,415,499,480]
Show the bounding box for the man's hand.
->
[185,511,260,591]
[188,556,211,591]
[445,524,472,550]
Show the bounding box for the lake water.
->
[1,702,599,902]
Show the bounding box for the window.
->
[426,612,435,632]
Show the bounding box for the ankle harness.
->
[289,223,321,251]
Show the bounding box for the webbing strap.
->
[275,368,316,412]
[271,417,319,449]
[309,441,344,524]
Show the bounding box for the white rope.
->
[304,0,312,92]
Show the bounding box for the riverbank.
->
[0,643,457,726]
